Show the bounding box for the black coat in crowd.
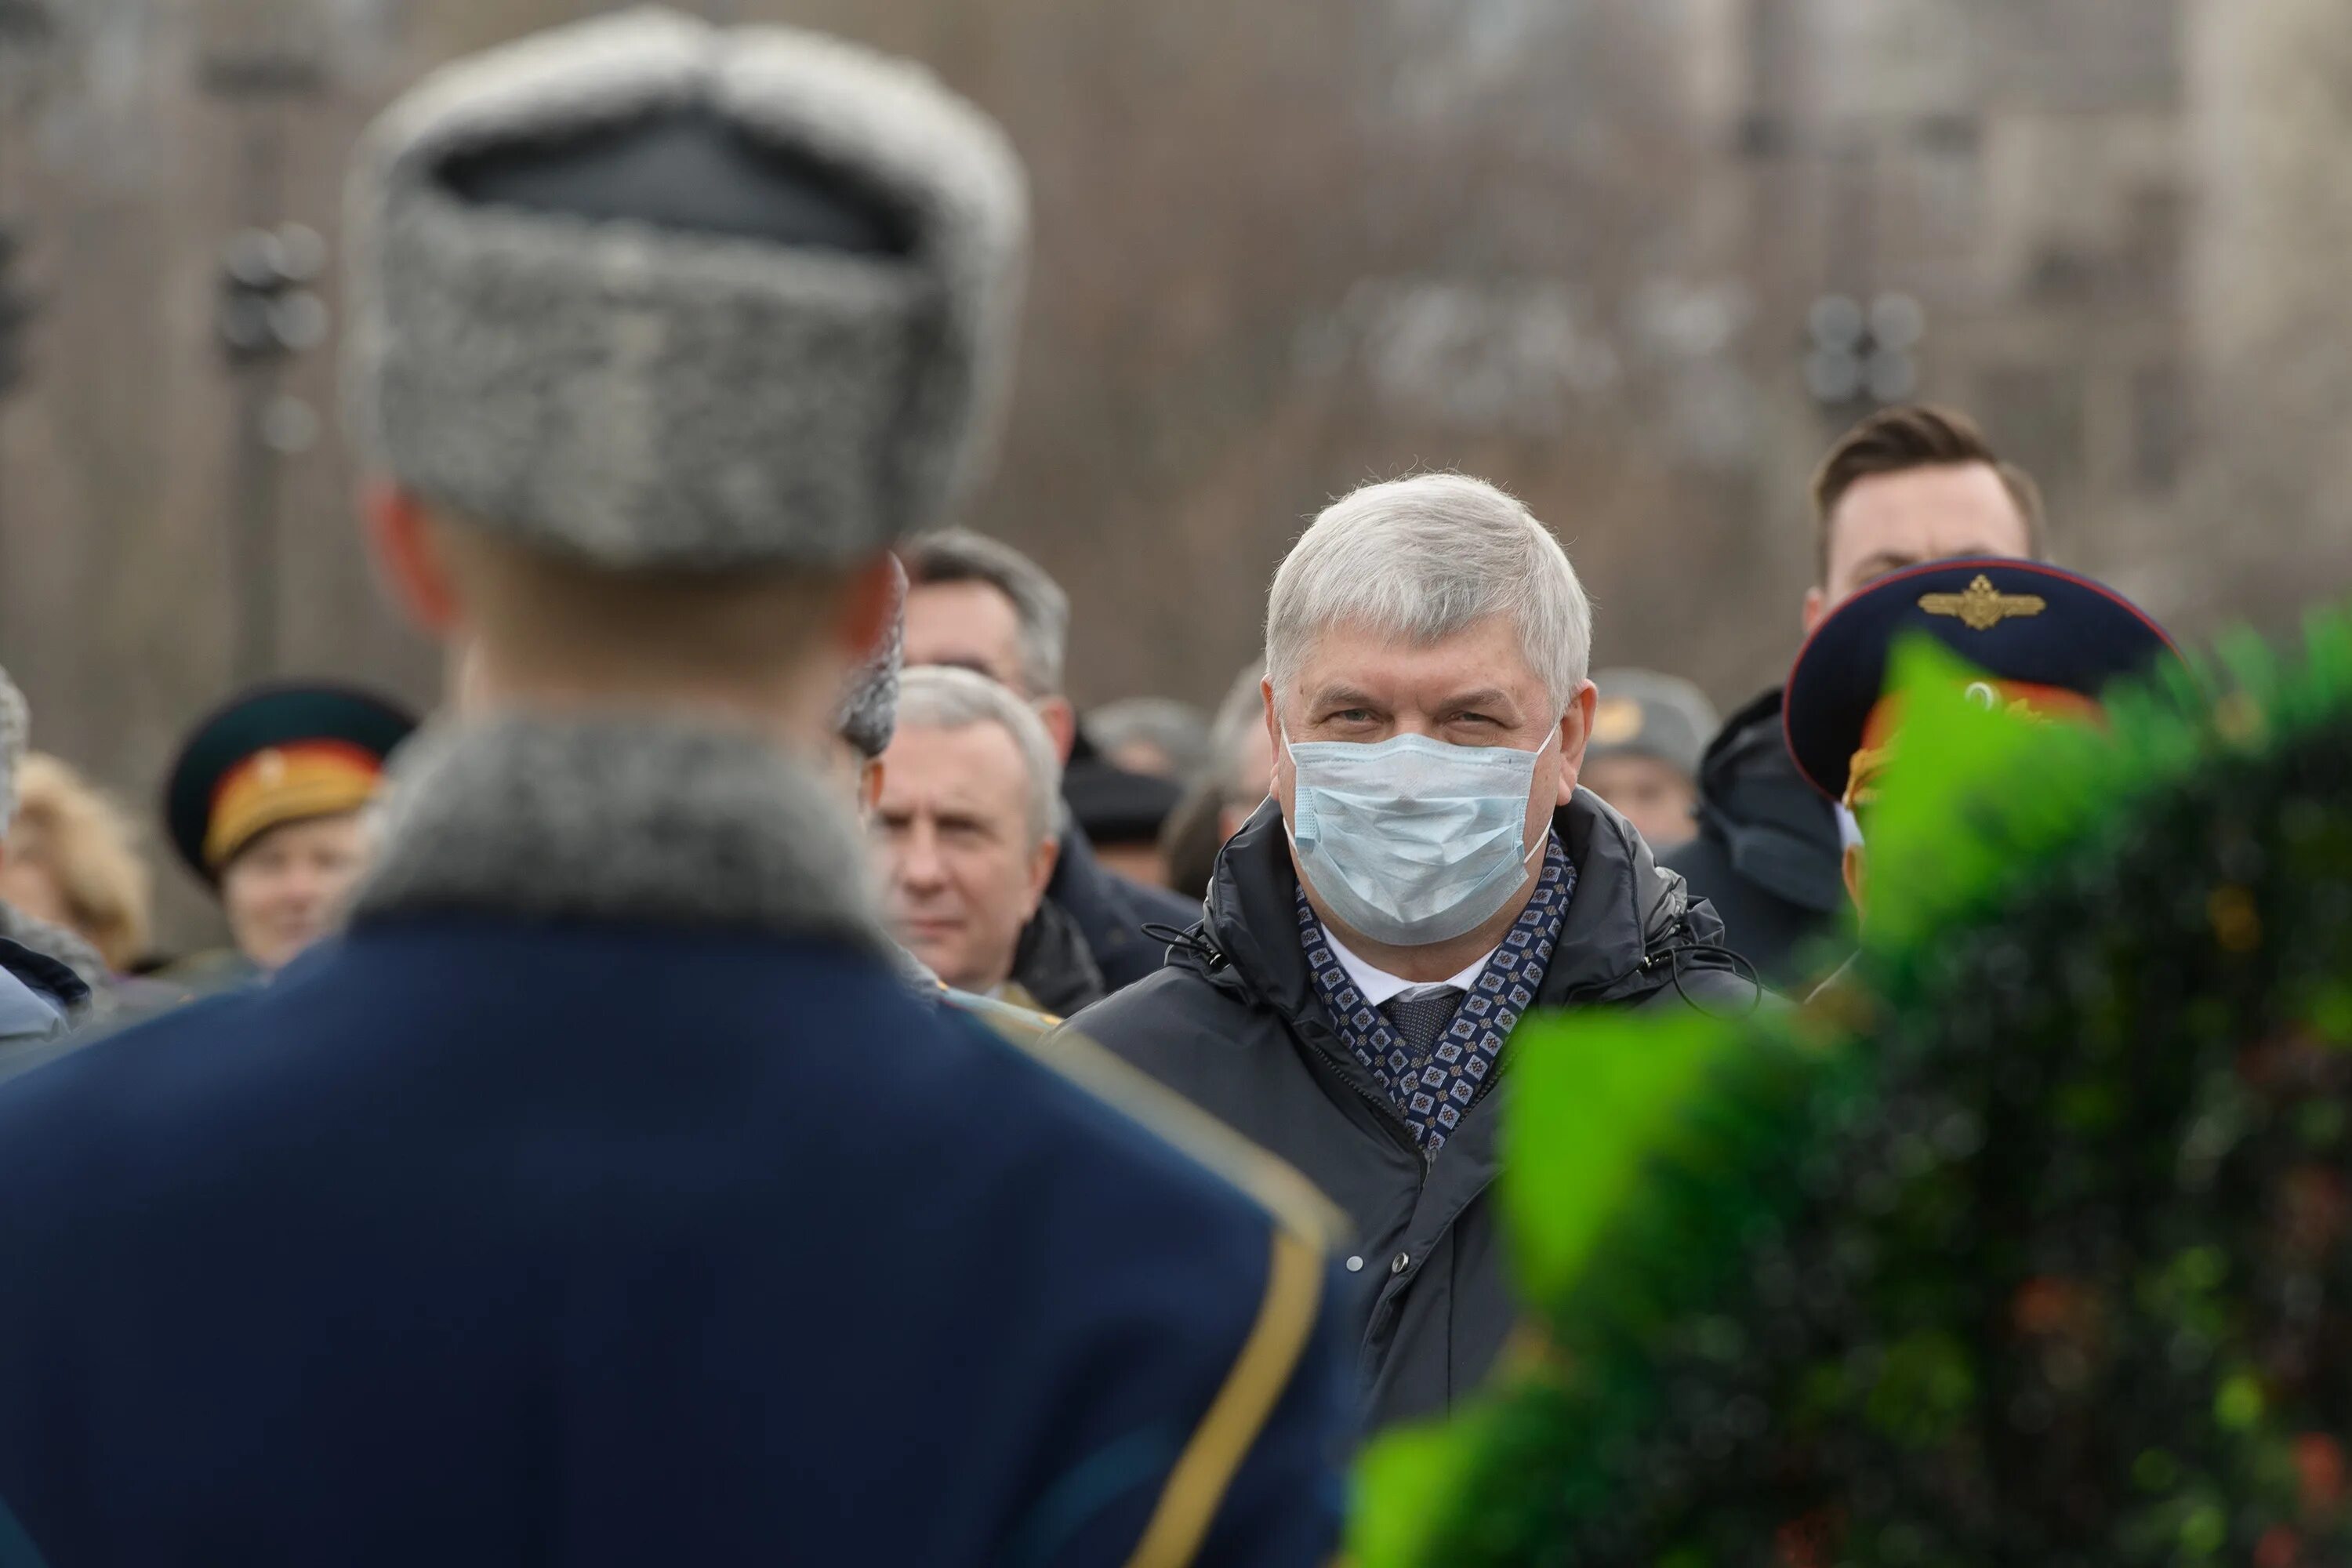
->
[1661,688,1847,988]
[1007,895,1109,1018]
[1047,809,1196,991]
[1067,792,1760,1431]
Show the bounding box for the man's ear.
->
[365,481,459,635]
[1802,583,1828,634]
[858,757,886,819]
[1555,680,1599,805]
[1261,677,1286,799]
[1036,696,1078,768]
[1842,840,1869,919]
[1025,833,1062,913]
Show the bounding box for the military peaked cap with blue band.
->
[1784,557,2180,805]
[343,6,1029,570]
[164,684,419,883]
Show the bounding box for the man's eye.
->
[1330,709,1372,724]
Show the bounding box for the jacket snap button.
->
[1391,1251,1410,1275]
[1345,1255,1363,1272]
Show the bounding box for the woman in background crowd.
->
[158,683,416,991]
[0,753,155,977]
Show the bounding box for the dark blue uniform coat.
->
[0,916,1346,1566]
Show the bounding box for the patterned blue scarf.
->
[1296,833,1573,1153]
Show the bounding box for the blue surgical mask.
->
[1283,724,1557,946]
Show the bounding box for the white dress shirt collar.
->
[1318,924,1498,1008]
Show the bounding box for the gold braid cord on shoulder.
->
[1123,1229,1326,1568]
[1016,1025,1348,1252]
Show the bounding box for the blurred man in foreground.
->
[902,529,1195,986]
[1666,404,2044,983]
[1579,669,1718,853]
[880,666,1105,1016]
[1069,473,1756,1430]
[0,13,1346,1564]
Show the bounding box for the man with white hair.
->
[878,666,1105,1015]
[1069,473,1758,1429]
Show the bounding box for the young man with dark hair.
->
[1664,403,2044,984]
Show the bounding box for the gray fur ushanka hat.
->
[344,7,1028,569]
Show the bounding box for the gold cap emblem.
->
[1919,573,2046,632]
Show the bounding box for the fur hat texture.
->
[344,7,1028,570]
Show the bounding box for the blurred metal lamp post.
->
[1806,290,1925,413]
[201,2,327,688]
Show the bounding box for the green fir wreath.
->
[1352,622,2352,1568]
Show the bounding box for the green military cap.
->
[163,684,418,883]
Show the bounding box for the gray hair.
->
[1206,662,1267,800]
[1265,474,1592,718]
[1085,696,1209,779]
[901,529,1070,697]
[892,665,1063,848]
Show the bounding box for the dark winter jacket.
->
[1007,894,1110,1018]
[1047,808,1196,992]
[1068,791,1761,1431]
[1661,687,1847,987]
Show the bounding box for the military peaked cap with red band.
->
[1784,557,2180,807]
[164,683,419,882]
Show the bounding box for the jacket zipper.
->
[1301,1030,1426,1163]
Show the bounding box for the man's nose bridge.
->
[898,814,947,883]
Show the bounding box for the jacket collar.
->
[351,713,891,955]
[1196,789,1715,1016]
[1690,685,1845,913]
[1009,892,1109,1017]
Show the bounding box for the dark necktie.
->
[1380,985,1466,1063]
